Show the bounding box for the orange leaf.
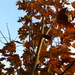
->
[57,8,74,28]
[16,1,21,5]
[71,1,75,9]
[72,42,75,48]
[34,15,42,19]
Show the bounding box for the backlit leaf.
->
[71,1,75,9]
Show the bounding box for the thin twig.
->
[14,34,18,41]
[6,23,11,41]
[0,39,5,45]
[41,5,45,34]
[0,30,8,43]
[29,0,33,72]
[61,61,75,75]
[12,61,21,75]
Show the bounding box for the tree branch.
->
[6,23,11,41]
[29,23,53,75]
[61,61,75,75]
[0,30,8,43]
[12,61,21,75]
[29,1,55,74]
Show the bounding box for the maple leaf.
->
[0,57,6,61]
[4,67,14,74]
[71,1,75,9]
[57,8,74,28]
[16,1,21,5]
[2,41,16,55]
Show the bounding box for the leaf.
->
[57,8,74,28]
[0,64,5,68]
[18,27,29,40]
[25,42,29,48]
[54,68,62,74]
[71,1,75,9]
[34,15,42,19]
[0,57,6,61]
[16,1,21,5]
[9,54,22,68]
[64,1,70,5]
[19,68,28,75]
[5,67,14,73]
[2,41,16,55]
[72,42,75,48]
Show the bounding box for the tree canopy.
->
[0,0,75,75]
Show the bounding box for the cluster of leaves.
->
[0,0,75,75]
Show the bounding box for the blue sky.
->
[0,0,25,48]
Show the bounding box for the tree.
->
[0,0,75,75]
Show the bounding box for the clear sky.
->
[0,0,25,48]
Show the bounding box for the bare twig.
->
[14,34,18,41]
[11,60,21,75]
[0,30,8,43]
[6,23,11,41]
[41,5,45,34]
[0,39,5,45]
[61,61,75,75]
[29,0,34,72]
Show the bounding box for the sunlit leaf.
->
[71,1,75,9]
[72,42,75,48]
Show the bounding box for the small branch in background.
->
[28,0,34,73]
[41,5,45,34]
[42,34,52,39]
[12,61,21,75]
[6,23,11,41]
[14,34,18,41]
[29,17,55,75]
[0,30,8,43]
[61,61,75,75]
[29,31,31,71]
[0,39,5,45]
